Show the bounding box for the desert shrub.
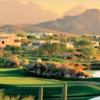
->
[25,59,91,79]
[20,59,29,66]
[0,92,34,100]
[4,56,20,67]
[91,63,100,70]
[21,95,34,100]
[0,92,20,100]
[77,70,91,78]
[68,68,77,75]
[3,51,12,57]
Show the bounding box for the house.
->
[91,41,100,48]
[0,33,21,48]
[95,35,100,39]
[66,42,74,49]
[30,40,60,48]
[44,32,53,36]
[27,32,53,39]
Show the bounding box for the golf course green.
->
[0,68,100,100]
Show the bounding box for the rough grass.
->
[0,92,34,100]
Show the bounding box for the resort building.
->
[30,40,60,48]
[0,33,21,48]
[27,32,53,39]
[66,42,74,49]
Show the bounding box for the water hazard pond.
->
[91,70,100,77]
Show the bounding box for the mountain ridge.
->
[34,9,100,35]
[0,1,58,25]
[0,24,66,35]
[62,5,87,17]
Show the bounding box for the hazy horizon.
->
[0,0,100,16]
[0,0,100,25]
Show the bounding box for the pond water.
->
[89,96,100,100]
[91,70,100,78]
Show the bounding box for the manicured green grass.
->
[68,96,96,100]
[3,84,100,95]
[18,56,35,63]
[0,68,100,100]
[68,59,100,63]
[0,68,62,84]
[2,56,100,65]
[18,56,67,63]
[0,83,100,99]
[82,78,100,82]
[51,58,66,62]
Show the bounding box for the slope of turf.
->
[0,68,100,100]
[0,83,100,100]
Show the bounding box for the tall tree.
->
[75,39,92,48]
[0,48,4,68]
[4,46,22,54]
[40,42,60,61]
[60,42,67,59]
[81,46,97,59]
[17,33,26,37]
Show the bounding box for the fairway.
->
[0,68,62,84]
[0,68,100,100]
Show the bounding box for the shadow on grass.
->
[0,83,100,100]
[0,69,25,77]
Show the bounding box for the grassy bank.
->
[0,83,100,100]
[0,68,100,100]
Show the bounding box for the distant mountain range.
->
[0,1,58,25]
[61,5,87,17]
[0,1,100,35]
[35,9,100,34]
[0,1,88,25]
[0,25,65,34]
[1,9,100,35]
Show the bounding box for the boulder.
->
[78,76,85,79]
[36,58,42,64]
[64,74,71,78]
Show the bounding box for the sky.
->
[0,0,100,15]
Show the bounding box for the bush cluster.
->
[25,59,91,79]
[91,63,100,70]
[0,92,34,100]
[4,56,29,67]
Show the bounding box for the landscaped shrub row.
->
[24,59,91,79]
[2,56,29,68]
[90,63,100,70]
[77,63,100,70]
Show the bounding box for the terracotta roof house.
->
[0,33,21,48]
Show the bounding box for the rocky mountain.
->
[35,9,100,34]
[62,5,87,17]
[0,1,58,25]
[0,25,65,34]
